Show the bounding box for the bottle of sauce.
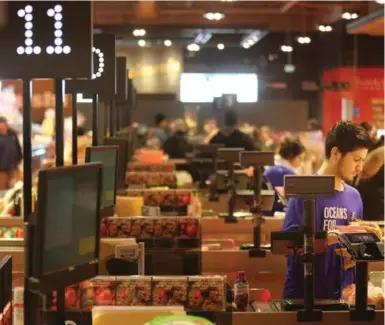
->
[234,271,249,311]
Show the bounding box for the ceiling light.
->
[187,43,200,52]
[247,39,255,46]
[375,0,385,4]
[242,43,250,49]
[133,29,146,37]
[203,12,225,21]
[297,36,311,44]
[138,39,146,47]
[318,25,333,32]
[217,43,225,50]
[342,12,358,20]
[164,40,172,47]
[281,45,293,53]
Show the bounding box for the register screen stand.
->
[272,175,335,322]
[338,231,384,321]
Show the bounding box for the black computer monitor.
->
[0,256,12,325]
[85,145,118,217]
[104,137,129,190]
[33,163,102,293]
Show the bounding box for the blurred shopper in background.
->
[163,119,193,159]
[153,113,169,147]
[0,117,22,190]
[264,138,305,215]
[209,110,254,151]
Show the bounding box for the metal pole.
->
[109,100,115,137]
[116,103,120,133]
[71,92,78,164]
[22,79,34,325]
[54,79,65,167]
[303,198,316,312]
[92,93,98,146]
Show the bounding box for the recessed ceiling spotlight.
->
[203,12,225,21]
[187,43,200,52]
[281,45,293,52]
[164,40,172,47]
[342,12,359,20]
[133,29,146,37]
[242,43,250,49]
[297,36,311,44]
[217,43,225,50]
[138,39,146,47]
[318,25,333,32]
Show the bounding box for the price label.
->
[0,2,92,79]
[66,33,116,99]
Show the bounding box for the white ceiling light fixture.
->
[133,29,146,37]
[318,25,333,32]
[187,43,200,52]
[217,43,225,50]
[242,42,250,49]
[297,36,311,44]
[203,12,225,21]
[342,12,359,20]
[138,39,146,47]
[375,0,385,4]
[164,39,172,47]
[281,45,293,53]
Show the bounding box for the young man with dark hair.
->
[209,110,254,151]
[283,121,373,300]
[264,138,305,215]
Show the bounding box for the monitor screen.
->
[86,146,118,208]
[37,164,102,275]
[345,233,380,244]
[180,73,258,103]
[104,137,129,190]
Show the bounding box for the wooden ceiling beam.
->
[94,15,316,32]
[281,1,300,13]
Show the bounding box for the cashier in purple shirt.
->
[264,138,305,215]
[282,121,373,300]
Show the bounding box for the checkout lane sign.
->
[0,1,92,79]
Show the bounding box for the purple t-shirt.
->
[264,165,295,214]
[282,183,363,299]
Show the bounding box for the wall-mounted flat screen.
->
[180,73,258,103]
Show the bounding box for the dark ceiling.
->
[94,1,376,48]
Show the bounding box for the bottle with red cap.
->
[234,271,249,311]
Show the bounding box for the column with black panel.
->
[0,2,93,325]
[66,33,116,152]
[115,57,128,133]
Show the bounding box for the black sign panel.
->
[115,57,128,102]
[66,33,116,100]
[0,1,92,79]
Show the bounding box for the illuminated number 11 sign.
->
[16,4,71,55]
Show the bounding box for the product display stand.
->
[240,152,274,258]
[217,148,244,223]
[71,90,78,164]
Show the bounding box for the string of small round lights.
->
[92,47,104,79]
